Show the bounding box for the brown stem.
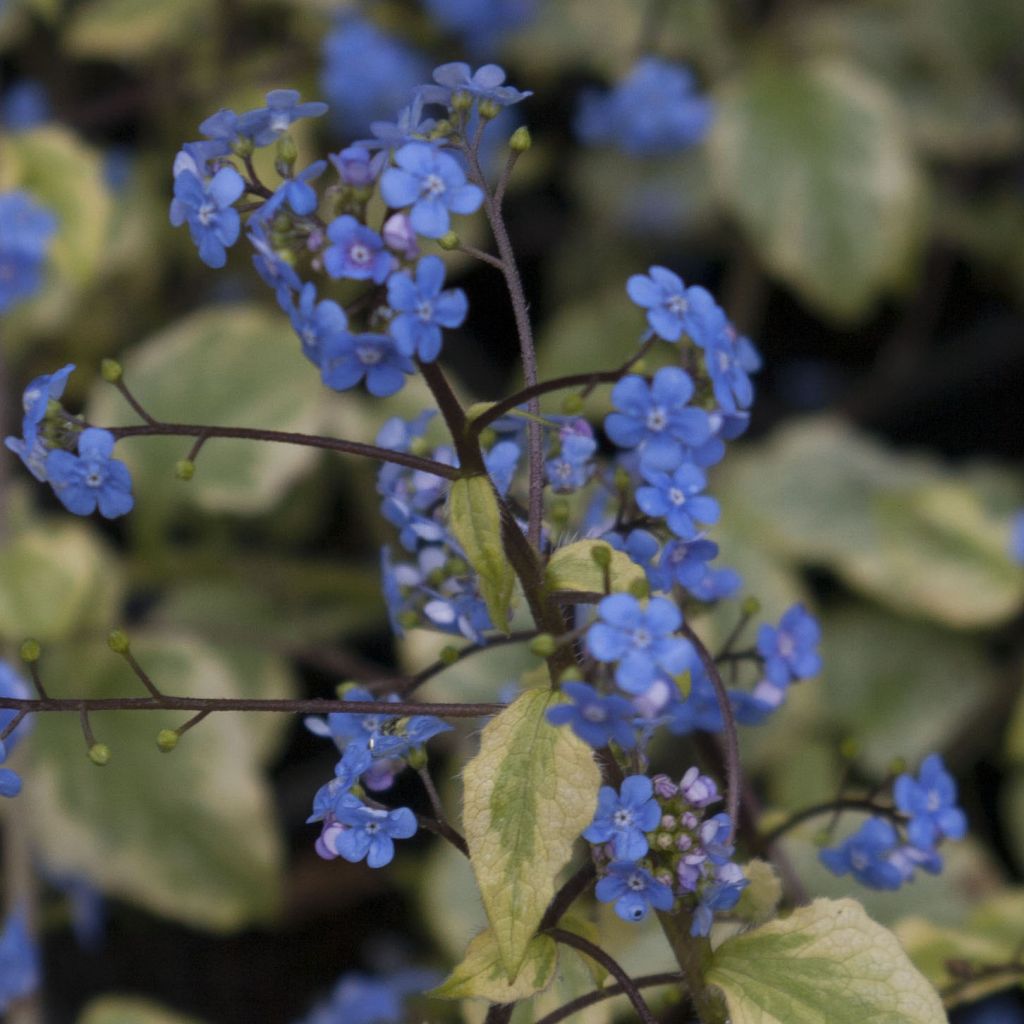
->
[547,928,659,1024]
[107,422,459,479]
[680,622,741,830]
[534,972,685,1024]
[113,378,159,426]
[753,797,905,855]
[538,861,596,931]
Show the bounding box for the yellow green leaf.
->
[462,689,600,978]
[448,476,515,632]
[708,898,946,1023]
[431,930,557,1002]
[544,540,644,597]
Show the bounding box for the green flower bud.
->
[88,743,111,767]
[107,628,130,655]
[628,577,650,600]
[451,90,473,112]
[590,544,612,569]
[509,126,532,152]
[157,729,179,752]
[439,646,461,666]
[335,681,363,698]
[741,595,762,617]
[530,634,557,658]
[19,640,41,664]
[444,557,468,577]
[231,136,254,159]
[888,756,907,776]
[549,497,570,525]
[407,746,428,771]
[479,99,500,121]
[478,428,497,449]
[100,358,123,383]
[839,737,860,761]
[399,610,420,631]
[175,459,195,481]
[613,467,632,491]
[438,231,459,251]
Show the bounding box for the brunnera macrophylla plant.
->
[2,65,959,1023]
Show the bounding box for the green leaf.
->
[87,305,328,516]
[896,889,1024,1008]
[447,476,515,632]
[708,898,946,1023]
[27,634,284,931]
[462,689,600,978]
[431,930,558,1002]
[66,0,212,62]
[820,604,994,773]
[710,57,923,321]
[78,997,206,1024]
[715,418,1024,628]
[544,540,644,598]
[734,860,783,925]
[0,522,122,643]
[1,126,112,289]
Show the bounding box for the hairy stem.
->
[534,972,685,1024]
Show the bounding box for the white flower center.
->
[668,487,685,506]
[581,704,607,723]
[627,873,646,892]
[926,790,941,812]
[416,300,434,321]
[198,201,216,227]
[667,293,688,315]
[646,407,668,432]
[349,243,372,266]
[632,628,652,649]
[423,173,446,197]
[613,809,635,828]
[270,111,290,133]
[357,345,383,366]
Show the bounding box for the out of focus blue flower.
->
[1,80,50,130]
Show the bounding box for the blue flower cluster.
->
[305,687,454,867]
[0,907,39,1014]
[167,70,532,399]
[582,770,747,933]
[4,366,134,519]
[0,190,56,313]
[575,57,713,156]
[0,661,33,799]
[820,754,967,889]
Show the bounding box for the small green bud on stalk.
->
[479,99,500,121]
[175,460,195,481]
[439,646,461,666]
[157,729,179,752]
[628,578,650,600]
[438,231,460,251]
[100,358,123,383]
[741,595,762,617]
[509,126,532,152]
[590,544,612,569]
[107,629,131,655]
[407,746,428,771]
[231,136,254,159]
[88,744,111,767]
[451,90,473,113]
[19,640,41,664]
[561,393,584,415]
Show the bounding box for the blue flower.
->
[819,817,905,890]
[45,428,134,519]
[691,862,747,937]
[0,662,32,755]
[254,160,326,221]
[894,754,967,851]
[1,81,50,131]
[237,89,328,147]
[484,440,520,496]
[575,58,712,156]
[701,310,756,413]
[323,216,394,283]
[665,665,727,735]
[756,604,822,685]
[304,687,395,753]
[296,969,437,1024]
[606,528,661,573]
[653,538,741,601]
[287,282,349,368]
[547,681,636,749]
[626,267,721,345]
[420,62,532,109]
[330,145,383,187]
[331,796,418,867]
[604,367,711,471]
[248,225,302,308]
[381,143,484,239]
[584,775,661,859]
[386,255,468,362]
[545,433,597,493]
[169,167,245,269]
[587,594,693,694]
[307,744,374,824]
[595,861,674,922]
[0,190,57,313]
[0,741,21,799]
[320,332,413,398]
[322,17,429,136]
[636,462,719,540]
[0,906,39,1013]
[15,362,75,453]
[356,94,437,155]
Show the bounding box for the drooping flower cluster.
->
[305,687,454,868]
[294,967,438,1024]
[3,366,134,518]
[583,770,747,934]
[0,190,56,313]
[820,754,966,889]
